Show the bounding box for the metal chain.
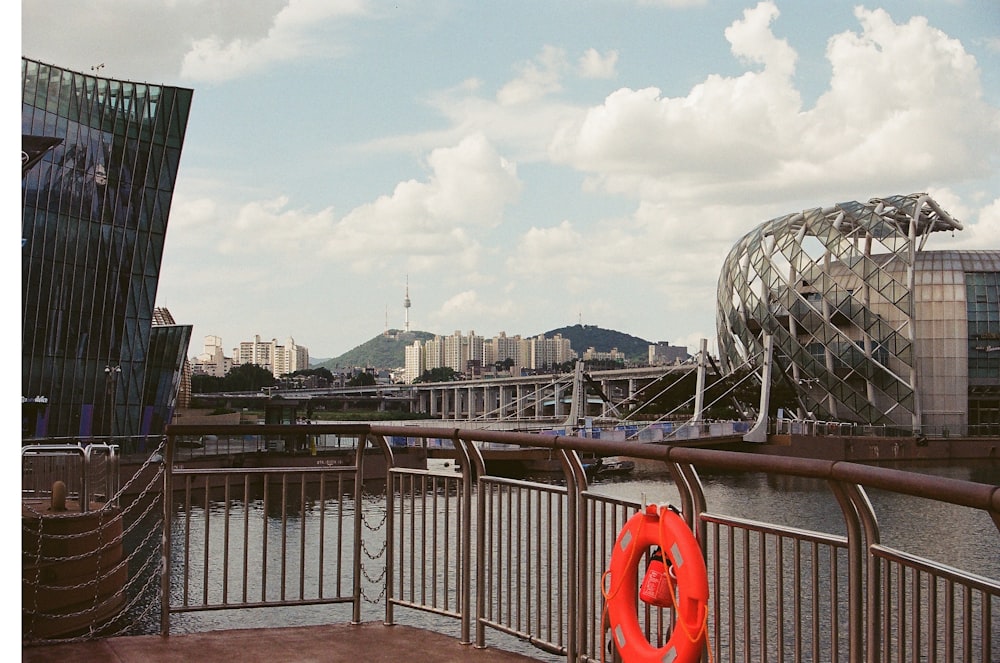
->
[360,562,387,605]
[361,535,387,561]
[22,441,166,644]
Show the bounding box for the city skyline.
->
[20,1,1000,358]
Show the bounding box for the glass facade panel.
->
[22,58,193,438]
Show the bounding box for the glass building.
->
[717,193,1000,435]
[21,58,193,438]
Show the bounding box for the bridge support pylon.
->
[744,334,773,443]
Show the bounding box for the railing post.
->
[161,431,175,636]
[558,447,589,663]
[454,432,475,645]
[383,433,396,627]
[362,430,394,626]
[471,439,489,649]
[840,481,882,663]
[828,479,875,662]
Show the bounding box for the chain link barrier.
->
[358,481,388,604]
[22,439,166,644]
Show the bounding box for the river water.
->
[146,458,998,659]
[587,458,1000,581]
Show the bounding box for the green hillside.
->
[315,330,434,371]
[317,325,655,370]
[542,324,651,362]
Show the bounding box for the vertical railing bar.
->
[928,574,938,663]
[526,487,535,635]
[961,584,971,662]
[980,590,991,663]
[728,524,737,661]
[223,475,231,605]
[776,534,785,663]
[420,472,427,605]
[440,474,446,611]
[438,474,445,609]
[912,568,921,663]
[202,472,212,605]
[184,474,192,608]
[242,475,249,604]
[337,473,345,598]
[475,476,490,648]
[830,542,838,663]
[811,540,820,662]
[712,520,722,663]
[533,489,540,638]
[299,474,306,601]
[261,473,269,602]
[318,473,326,601]
[409,473,416,603]
[742,526,750,663]
[505,483,512,626]
[280,473,288,602]
[896,562,905,663]
[759,530,768,663]
[518,485,526,632]
[794,537,801,662]
[943,578,954,661]
[888,555,905,661]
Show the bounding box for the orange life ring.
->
[605,504,709,663]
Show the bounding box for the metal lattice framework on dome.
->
[716,193,962,429]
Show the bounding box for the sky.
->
[19,0,1000,361]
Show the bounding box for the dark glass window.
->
[967,272,1000,380]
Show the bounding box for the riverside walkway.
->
[21,423,1000,662]
[22,623,541,663]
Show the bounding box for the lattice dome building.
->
[717,193,1000,435]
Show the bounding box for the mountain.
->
[315,330,435,371]
[542,324,651,362]
[318,325,653,370]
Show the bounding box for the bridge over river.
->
[197,362,700,427]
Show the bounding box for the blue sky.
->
[21,0,1000,360]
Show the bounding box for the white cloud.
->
[181,0,367,82]
[497,46,569,106]
[931,194,1000,250]
[578,49,619,79]
[330,134,521,271]
[546,2,1000,205]
[724,1,797,79]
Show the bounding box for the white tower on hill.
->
[403,276,411,333]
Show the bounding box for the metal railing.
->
[22,442,120,510]
[157,423,1000,662]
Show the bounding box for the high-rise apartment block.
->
[191,336,233,377]
[648,341,690,366]
[233,335,310,378]
[403,331,578,383]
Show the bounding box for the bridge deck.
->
[21,623,543,663]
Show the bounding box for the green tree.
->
[347,372,376,387]
[287,367,335,382]
[414,367,460,383]
[192,364,277,393]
